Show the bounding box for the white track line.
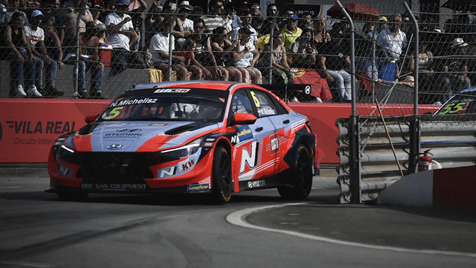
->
[226,203,476,258]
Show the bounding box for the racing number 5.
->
[104,107,124,120]
[250,91,260,108]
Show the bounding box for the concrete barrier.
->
[377,165,476,212]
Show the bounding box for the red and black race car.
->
[47,81,318,203]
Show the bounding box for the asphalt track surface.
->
[1,167,476,268]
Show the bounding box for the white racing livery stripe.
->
[226,203,476,258]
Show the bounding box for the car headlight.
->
[159,138,203,161]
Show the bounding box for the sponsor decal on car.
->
[187,184,210,192]
[247,180,266,189]
[153,88,190,93]
[81,183,148,190]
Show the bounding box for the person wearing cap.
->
[201,0,225,35]
[281,13,302,52]
[318,27,352,102]
[105,0,138,70]
[440,38,471,102]
[376,14,407,81]
[90,5,106,43]
[25,9,60,97]
[231,10,257,46]
[175,1,194,49]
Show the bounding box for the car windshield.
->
[99,95,226,122]
[435,91,476,115]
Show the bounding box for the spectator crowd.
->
[1,0,476,104]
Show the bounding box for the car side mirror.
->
[85,113,100,123]
[232,113,257,125]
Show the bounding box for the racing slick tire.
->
[278,144,313,200]
[57,191,89,201]
[211,145,233,204]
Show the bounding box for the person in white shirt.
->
[175,2,194,49]
[149,17,188,81]
[105,0,137,70]
[24,10,59,97]
[377,14,407,81]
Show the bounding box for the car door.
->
[229,89,276,184]
[247,89,292,176]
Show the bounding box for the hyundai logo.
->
[107,144,123,150]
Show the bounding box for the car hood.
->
[74,121,220,152]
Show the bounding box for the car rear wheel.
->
[212,146,232,204]
[57,191,89,201]
[278,144,313,200]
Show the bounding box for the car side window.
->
[250,90,279,118]
[231,90,254,115]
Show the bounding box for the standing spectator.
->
[128,0,147,51]
[260,3,278,36]
[77,21,104,98]
[40,16,65,96]
[90,4,106,43]
[376,14,407,81]
[144,0,162,50]
[61,0,89,55]
[281,13,301,51]
[0,0,7,27]
[3,0,29,27]
[259,32,293,84]
[105,0,137,71]
[298,11,313,31]
[211,26,242,82]
[24,10,58,96]
[149,17,188,81]
[233,27,261,84]
[201,0,224,35]
[175,1,194,49]
[289,28,317,68]
[318,28,351,102]
[2,12,39,97]
[440,38,471,102]
[193,19,227,80]
[409,40,435,104]
[41,0,65,45]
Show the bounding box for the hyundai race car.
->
[47,81,318,203]
[434,87,476,115]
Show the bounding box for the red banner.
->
[0,99,438,164]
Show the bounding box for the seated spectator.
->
[318,28,351,102]
[258,32,293,84]
[2,12,38,97]
[211,26,242,82]
[40,16,65,96]
[25,10,59,97]
[40,0,65,44]
[439,38,471,103]
[2,0,30,27]
[298,11,313,31]
[251,15,263,37]
[193,19,227,80]
[149,17,188,81]
[175,1,194,49]
[289,28,317,68]
[231,10,257,47]
[105,0,138,71]
[200,0,225,35]
[409,40,435,104]
[233,27,261,84]
[174,38,203,80]
[76,21,104,98]
[313,16,331,47]
[281,13,302,52]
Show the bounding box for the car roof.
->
[455,87,476,95]
[130,81,238,92]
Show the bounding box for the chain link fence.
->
[0,0,475,112]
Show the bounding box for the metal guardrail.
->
[337,115,476,203]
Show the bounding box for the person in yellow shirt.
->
[281,13,302,51]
